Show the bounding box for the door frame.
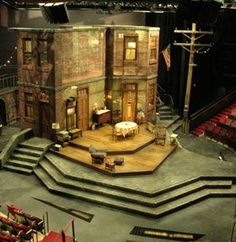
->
[121,83,137,121]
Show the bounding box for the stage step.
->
[3,164,33,175]
[2,137,53,175]
[15,147,42,157]
[159,105,173,121]
[6,159,37,169]
[39,158,232,208]
[11,153,39,163]
[34,165,236,218]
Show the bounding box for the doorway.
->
[0,99,7,125]
[77,88,89,130]
[122,83,137,121]
[39,102,51,139]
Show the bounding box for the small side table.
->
[69,128,83,140]
[114,157,124,165]
[53,144,62,151]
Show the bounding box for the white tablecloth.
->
[115,121,138,137]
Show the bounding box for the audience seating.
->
[192,102,236,149]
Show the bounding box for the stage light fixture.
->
[40,2,69,24]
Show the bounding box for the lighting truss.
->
[1,0,236,11]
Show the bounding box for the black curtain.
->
[146,12,183,113]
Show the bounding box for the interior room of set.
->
[0,1,236,242]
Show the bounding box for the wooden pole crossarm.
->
[174,43,212,47]
[174,29,213,35]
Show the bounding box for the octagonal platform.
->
[52,124,177,176]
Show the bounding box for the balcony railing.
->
[0,74,17,90]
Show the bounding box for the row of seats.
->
[191,103,236,149]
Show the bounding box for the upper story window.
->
[150,36,157,63]
[25,92,34,118]
[124,36,137,61]
[38,40,48,66]
[23,38,32,64]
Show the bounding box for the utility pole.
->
[174,23,213,133]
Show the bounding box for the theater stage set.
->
[1,123,236,242]
[52,123,177,176]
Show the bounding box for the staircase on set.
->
[3,137,53,175]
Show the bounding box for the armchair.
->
[88,145,107,164]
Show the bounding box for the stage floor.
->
[53,124,177,176]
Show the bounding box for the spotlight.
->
[40,2,69,24]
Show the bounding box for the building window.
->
[148,83,155,111]
[25,93,34,118]
[38,40,48,66]
[23,39,32,64]
[150,36,157,62]
[124,36,137,61]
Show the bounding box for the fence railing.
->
[157,84,174,114]
[0,74,17,89]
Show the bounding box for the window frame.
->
[38,39,48,66]
[124,36,138,62]
[23,38,32,65]
[149,35,157,64]
[24,92,34,119]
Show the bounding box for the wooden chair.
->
[155,124,167,146]
[112,126,123,141]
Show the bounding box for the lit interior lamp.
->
[52,122,60,131]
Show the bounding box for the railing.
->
[157,84,174,114]
[189,87,236,131]
[0,74,17,89]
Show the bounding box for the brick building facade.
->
[105,26,159,122]
[15,25,159,139]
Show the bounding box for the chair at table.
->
[112,126,123,141]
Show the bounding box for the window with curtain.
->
[124,36,138,61]
[150,35,157,63]
[38,40,48,66]
[23,38,32,64]
[25,93,34,118]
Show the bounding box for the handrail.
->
[189,86,236,131]
[0,74,17,89]
[157,84,174,114]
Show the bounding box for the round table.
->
[115,121,138,137]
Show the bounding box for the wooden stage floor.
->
[53,124,177,176]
